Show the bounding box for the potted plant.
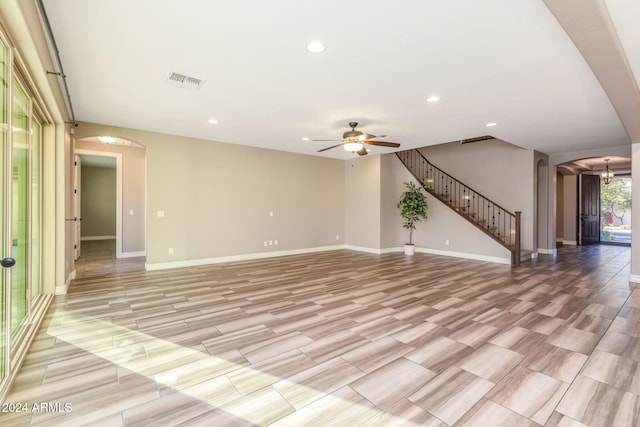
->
[397,181,428,255]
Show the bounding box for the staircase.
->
[396,149,523,266]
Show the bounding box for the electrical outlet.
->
[168,248,174,254]
[445,240,450,245]
[336,235,340,240]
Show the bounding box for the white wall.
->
[562,175,578,244]
[631,143,640,281]
[556,172,564,239]
[345,155,381,250]
[418,139,535,251]
[382,153,511,262]
[80,166,116,238]
[75,122,346,269]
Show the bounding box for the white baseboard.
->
[563,240,578,245]
[343,245,404,254]
[57,270,76,295]
[81,235,116,241]
[145,245,345,271]
[630,274,640,284]
[538,248,557,255]
[416,247,511,265]
[121,251,146,258]
[146,243,517,271]
[343,245,382,254]
[346,245,512,264]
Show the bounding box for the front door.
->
[581,174,600,244]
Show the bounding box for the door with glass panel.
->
[10,77,30,340]
[0,32,7,387]
[1,48,44,389]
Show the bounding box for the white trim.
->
[563,240,578,245]
[121,251,146,258]
[74,149,123,258]
[344,245,384,254]
[145,244,519,271]
[538,248,557,255]
[145,245,345,271]
[416,247,511,265]
[630,274,640,284]
[81,235,116,241]
[57,270,76,295]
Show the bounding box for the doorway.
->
[579,173,632,246]
[600,175,632,245]
[74,149,122,258]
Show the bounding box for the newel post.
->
[513,211,522,266]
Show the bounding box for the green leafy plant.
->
[397,181,428,245]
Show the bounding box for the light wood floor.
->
[2,241,638,426]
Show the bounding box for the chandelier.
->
[601,159,614,185]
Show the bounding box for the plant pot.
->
[404,244,415,256]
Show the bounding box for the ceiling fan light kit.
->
[315,122,401,156]
[344,142,364,152]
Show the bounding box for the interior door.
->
[74,154,81,260]
[581,174,600,244]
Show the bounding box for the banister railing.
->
[396,149,521,266]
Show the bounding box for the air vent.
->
[166,72,205,90]
[460,135,495,144]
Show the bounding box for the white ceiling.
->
[41,0,638,160]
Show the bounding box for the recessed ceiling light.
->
[208,119,218,124]
[302,137,310,141]
[427,96,440,103]
[306,40,326,53]
[485,122,497,127]
[98,136,117,143]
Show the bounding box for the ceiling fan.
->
[314,122,400,156]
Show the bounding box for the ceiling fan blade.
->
[364,140,401,148]
[361,132,376,140]
[317,143,345,152]
[356,147,368,156]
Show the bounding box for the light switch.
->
[157,210,165,217]
[129,209,134,215]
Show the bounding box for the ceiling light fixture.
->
[485,122,497,127]
[208,119,218,124]
[306,40,326,53]
[344,141,364,152]
[602,158,614,184]
[98,136,117,143]
[427,96,440,103]
[302,137,310,141]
